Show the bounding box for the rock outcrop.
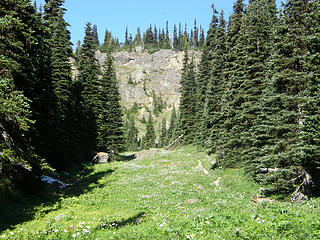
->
[94,49,201,111]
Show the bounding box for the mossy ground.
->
[1,145,320,239]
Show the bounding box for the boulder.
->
[93,152,110,164]
[55,214,66,222]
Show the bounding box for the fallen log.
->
[259,168,279,173]
[164,134,184,150]
[291,170,312,202]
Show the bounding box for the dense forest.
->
[177,0,320,200]
[1,0,320,203]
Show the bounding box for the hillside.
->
[1,146,319,239]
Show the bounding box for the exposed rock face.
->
[94,49,201,111]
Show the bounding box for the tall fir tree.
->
[167,106,179,144]
[159,118,168,147]
[216,0,245,158]
[77,22,100,155]
[300,0,320,191]
[96,55,124,153]
[179,49,197,143]
[92,24,100,48]
[199,10,227,148]
[249,0,312,197]
[144,111,156,149]
[0,0,47,191]
[125,114,139,151]
[195,4,219,144]
[217,0,277,167]
[43,0,75,167]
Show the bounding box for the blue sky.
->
[34,0,282,46]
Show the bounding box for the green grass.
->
[1,145,320,239]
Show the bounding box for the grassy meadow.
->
[1,146,320,239]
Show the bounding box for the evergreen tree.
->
[125,26,129,45]
[159,118,168,147]
[97,55,124,153]
[165,21,170,48]
[300,0,320,190]
[167,106,179,143]
[199,26,205,47]
[153,25,158,46]
[92,24,100,47]
[144,111,156,149]
[248,0,311,196]
[43,0,75,167]
[194,18,199,46]
[125,114,139,151]
[179,50,197,143]
[77,22,100,154]
[135,27,142,45]
[194,4,219,144]
[215,0,245,160]
[173,24,178,49]
[0,0,47,191]
[217,0,277,167]
[200,10,227,147]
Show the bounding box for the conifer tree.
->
[0,0,47,190]
[43,0,75,167]
[194,18,199,47]
[96,55,124,153]
[249,0,311,196]
[217,0,277,167]
[125,114,138,151]
[135,27,142,45]
[179,50,197,143]
[215,0,245,160]
[125,26,129,45]
[194,4,219,144]
[300,0,320,190]
[77,22,100,153]
[167,106,178,143]
[165,21,170,49]
[92,24,100,48]
[200,10,227,147]
[173,24,178,49]
[159,118,168,147]
[144,111,156,149]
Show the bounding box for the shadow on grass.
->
[118,153,136,161]
[101,212,146,229]
[0,166,115,232]
[63,169,115,197]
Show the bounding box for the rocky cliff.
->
[72,48,201,132]
[95,48,201,120]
